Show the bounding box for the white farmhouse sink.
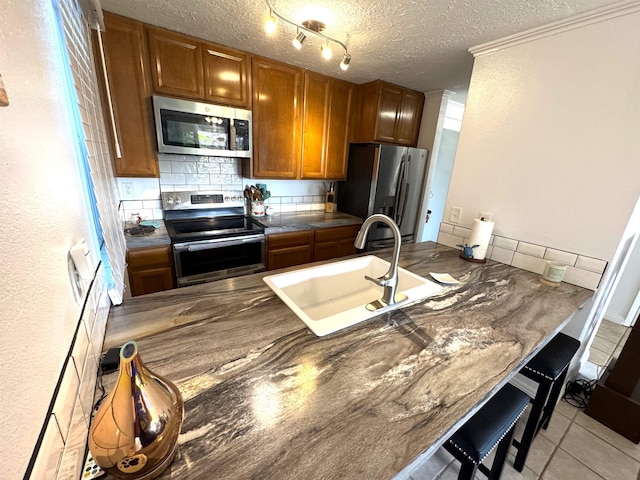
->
[263,255,443,336]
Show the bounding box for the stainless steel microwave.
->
[152,95,252,158]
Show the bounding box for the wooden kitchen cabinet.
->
[98,12,158,177]
[147,25,252,108]
[127,245,175,296]
[266,230,314,270]
[301,71,354,180]
[147,26,204,99]
[352,80,424,147]
[202,42,252,109]
[313,224,361,262]
[246,57,303,179]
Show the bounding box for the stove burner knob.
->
[175,197,182,204]
[231,196,237,202]
[224,196,230,201]
[166,197,174,205]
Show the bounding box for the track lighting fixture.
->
[292,30,306,50]
[264,0,351,71]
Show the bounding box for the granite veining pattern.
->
[253,210,362,234]
[102,242,592,479]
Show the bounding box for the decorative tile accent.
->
[517,241,546,258]
[492,236,518,251]
[545,248,578,266]
[575,256,608,274]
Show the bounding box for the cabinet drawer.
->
[127,245,172,269]
[313,224,361,243]
[267,230,314,249]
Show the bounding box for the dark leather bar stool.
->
[512,332,580,472]
[444,383,529,480]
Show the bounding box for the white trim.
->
[469,0,640,57]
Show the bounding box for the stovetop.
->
[162,190,264,242]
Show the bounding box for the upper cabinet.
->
[147,27,204,100]
[247,57,303,179]
[352,80,425,147]
[98,12,158,177]
[301,71,354,180]
[146,26,252,109]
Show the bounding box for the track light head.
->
[340,53,351,71]
[265,11,277,35]
[321,43,333,60]
[292,31,306,50]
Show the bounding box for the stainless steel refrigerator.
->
[338,143,428,250]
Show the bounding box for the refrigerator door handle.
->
[393,156,407,225]
[396,156,409,226]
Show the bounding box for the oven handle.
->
[174,234,265,252]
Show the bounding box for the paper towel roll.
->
[467,218,495,260]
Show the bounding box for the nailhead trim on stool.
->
[444,384,530,480]
[512,332,580,472]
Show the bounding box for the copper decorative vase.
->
[89,341,184,479]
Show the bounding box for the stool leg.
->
[487,424,517,479]
[541,366,569,431]
[513,380,551,472]
[457,459,478,480]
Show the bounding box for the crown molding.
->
[469,0,640,57]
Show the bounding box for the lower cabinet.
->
[266,230,314,271]
[266,224,361,271]
[313,225,361,262]
[127,245,175,296]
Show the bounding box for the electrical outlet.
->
[122,182,134,199]
[449,206,462,223]
[480,212,493,221]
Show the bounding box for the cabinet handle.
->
[96,29,122,158]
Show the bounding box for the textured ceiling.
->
[100,0,618,102]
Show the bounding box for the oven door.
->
[173,234,265,287]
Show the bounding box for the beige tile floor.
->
[411,320,639,480]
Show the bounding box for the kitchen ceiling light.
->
[320,43,333,60]
[292,30,306,50]
[265,11,277,35]
[339,53,351,71]
[265,0,351,71]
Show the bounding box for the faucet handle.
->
[365,275,388,286]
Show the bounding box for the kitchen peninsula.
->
[103,242,593,479]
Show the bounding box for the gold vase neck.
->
[120,341,138,363]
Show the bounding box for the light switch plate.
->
[449,206,462,223]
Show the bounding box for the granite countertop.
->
[123,211,360,249]
[102,242,592,479]
[252,210,362,234]
[123,220,171,249]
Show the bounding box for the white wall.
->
[446,5,640,262]
[0,2,99,478]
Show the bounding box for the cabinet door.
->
[396,90,424,146]
[301,72,330,179]
[325,79,353,179]
[251,57,303,179]
[202,43,251,109]
[99,13,158,177]
[266,230,313,270]
[313,225,360,262]
[129,267,174,297]
[375,84,403,143]
[127,245,174,296]
[147,27,204,99]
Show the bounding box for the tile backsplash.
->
[437,221,608,290]
[29,265,110,480]
[117,154,333,221]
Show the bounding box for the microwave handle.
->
[96,29,122,158]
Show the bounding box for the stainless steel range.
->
[162,191,265,287]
